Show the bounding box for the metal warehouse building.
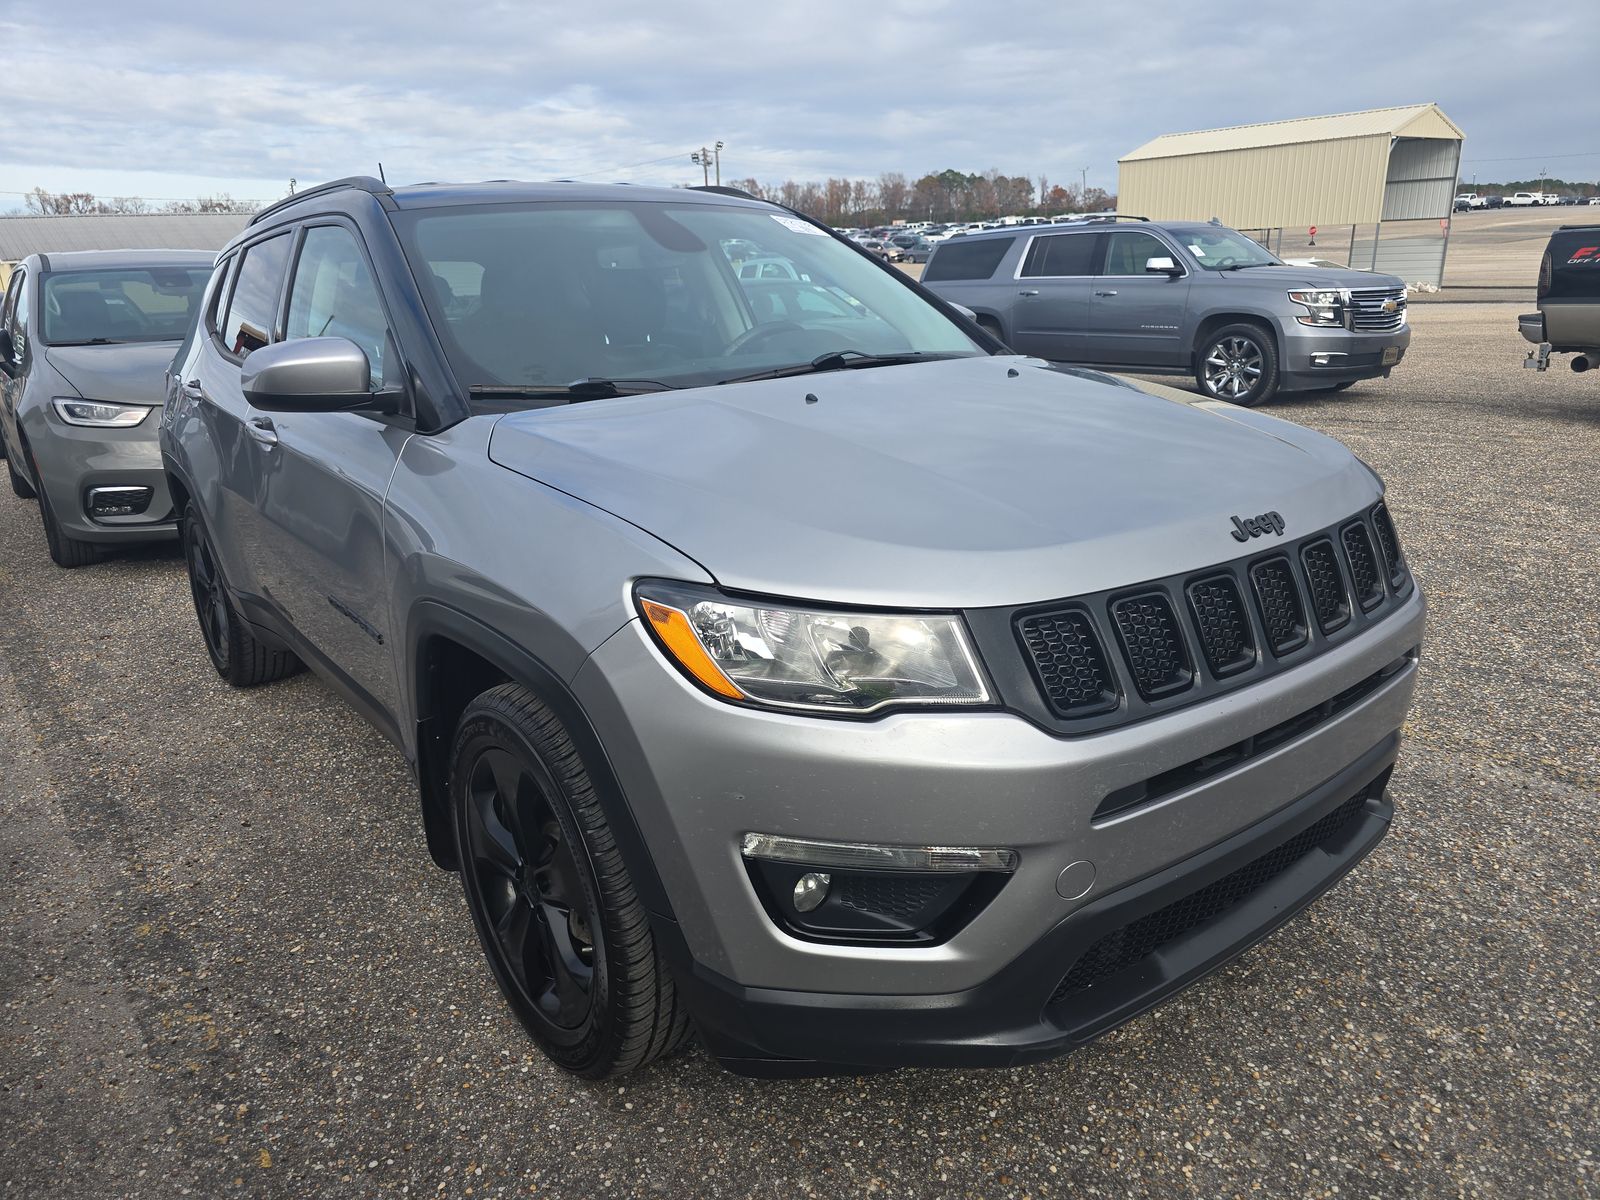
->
[1118,104,1465,285]
[0,212,246,284]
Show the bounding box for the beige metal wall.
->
[1119,134,1393,227]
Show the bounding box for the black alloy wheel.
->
[461,745,599,1035]
[451,684,691,1077]
[180,501,300,686]
[184,508,232,676]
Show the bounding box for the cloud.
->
[0,0,1596,205]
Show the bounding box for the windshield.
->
[1174,227,1282,271]
[392,201,983,389]
[41,267,210,345]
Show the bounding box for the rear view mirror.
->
[241,337,381,412]
[1145,256,1182,276]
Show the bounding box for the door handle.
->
[1017,289,1040,297]
[182,379,204,396]
[1095,289,1119,297]
[246,416,278,447]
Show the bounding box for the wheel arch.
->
[407,601,679,924]
[1191,311,1280,369]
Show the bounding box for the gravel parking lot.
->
[1,303,1595,1199]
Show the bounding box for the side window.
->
[1020,234,1102,278]
[10,271,30,362]
[173,258,229,374]
[1104,231,1176,276]
[922,237,1015,283]
[285,226,391,388]
[221,234,292,357]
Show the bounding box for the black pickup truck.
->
[1521,224,1600,375]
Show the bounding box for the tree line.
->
[727,169,1116,226]
[19,188,263,216]
[1464,177,1598,197]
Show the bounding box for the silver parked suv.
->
[162,178,1425,1078]
[921,217,1411,405]
[1,250,212,565]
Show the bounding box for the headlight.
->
[52,398,153,428]
[1286,288,1350,328]
[635,581,991,714]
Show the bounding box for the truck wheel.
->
[1196,324,1279,407]
[451,683,692,1078]
[181,501,301,685]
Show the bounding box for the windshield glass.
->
[1174,227,1282,271]
[392,201,984,389]
[41,267,210,345]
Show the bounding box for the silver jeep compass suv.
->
[162,178,1425,1078]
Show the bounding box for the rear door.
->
[244,221,411,726]
[1009,231,1103,361]
[1088,229,1193,366]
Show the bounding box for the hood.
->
[487,357,1382,608]
[44,342,179,405]
[1221,265,1406,291]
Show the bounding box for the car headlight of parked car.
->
[1286,289,1351,328]
[52,398,154,428]
[635,581,991,714]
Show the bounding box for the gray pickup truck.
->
[1520,224,1600,376]
[922,217,1410,406]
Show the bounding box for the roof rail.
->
[1077,213,1149,223]
[249,175,393,225]
[690,185,761,202]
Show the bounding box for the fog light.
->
[793,872,830,912]
[87,485,153,519]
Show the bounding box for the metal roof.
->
[0,213,247,261]
[1121,103,1464,163]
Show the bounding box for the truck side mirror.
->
[1145,257,1182,277]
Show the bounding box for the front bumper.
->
[26,410,177,543]
[1277,322,1411,391]
[572,584,1424,1070]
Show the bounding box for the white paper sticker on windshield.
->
[771,214,825,235]
[1189,244,1206,256]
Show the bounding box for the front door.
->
[245,222,410,724]
[1088,230,1193,367]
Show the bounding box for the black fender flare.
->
[406,600,679,925]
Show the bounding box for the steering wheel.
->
[724,321,807,356]
[1211,256,1239,269]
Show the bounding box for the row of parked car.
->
[1454,191,1600,210]
[0,178,1425,1083]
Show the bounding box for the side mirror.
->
[950,303,979,322]
[241,337,382,413]
[1145,256,1183,276]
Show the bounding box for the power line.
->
[1461,150,1600,164]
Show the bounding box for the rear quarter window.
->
[924,237,1015,283]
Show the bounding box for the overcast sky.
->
[1,0,1597,209]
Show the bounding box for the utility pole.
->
[692,142,725,187]
[1081,166,1088,198]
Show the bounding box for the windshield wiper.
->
[468,378,678,403]
[720,350,969,385]
[1221,263,1276,271]
[48,337,123,346]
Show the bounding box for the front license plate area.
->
[1381,345,1399,366]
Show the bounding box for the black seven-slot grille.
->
[1000,504,1410,735]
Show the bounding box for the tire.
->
[33,457,96,568]
[6,448,34,499]
[181,501,301,686]
[451,683,692,1078]
[1195,323,1280,407]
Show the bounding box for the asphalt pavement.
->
[1,304,1596,1198]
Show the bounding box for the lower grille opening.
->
[1096,652,1414,821]
[1051,781,1383,1007]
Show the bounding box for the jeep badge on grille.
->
[1230,511,1287,541]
